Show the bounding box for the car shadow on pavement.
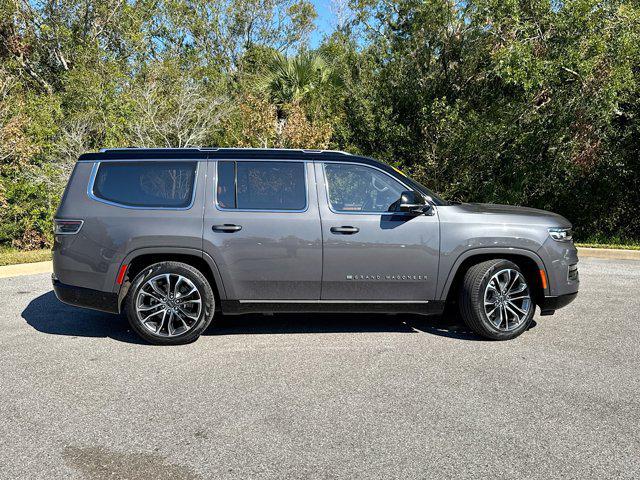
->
[205,312,485,340]
[21,291,146,344]
[23,290,534,344]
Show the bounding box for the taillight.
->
[116,264,128,285]
[53,219,84,235]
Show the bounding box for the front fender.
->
[437,247,549,301]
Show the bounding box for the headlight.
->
[548,227,573,242]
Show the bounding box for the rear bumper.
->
[52,276,119,314]
[538,292,578,316]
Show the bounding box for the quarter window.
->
[217,161,306,211]
[324,163,405,213]
[92,161,197,208]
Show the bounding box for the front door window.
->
[324,163,405,213]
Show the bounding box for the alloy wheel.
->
[483,268,531,331]
[135,273,202,337]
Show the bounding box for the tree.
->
[256,50,335,106]
[1,0,640,248]
[128,65,230,148]
[341,0,640,240]
[252,50,339,143]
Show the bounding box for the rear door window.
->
[92,161,197,208]
[216,161,306,211]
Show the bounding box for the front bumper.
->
[52,276,119,314]
[537,237,580,297]
[538,292,578,316]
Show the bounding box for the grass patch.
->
[576,235,640,250]
[576,243,640,251]
[0,248,52,267]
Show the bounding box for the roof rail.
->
[317,149,352,155]
[99,147,196,152]
[98,146,352,155]
[93,147,356,160]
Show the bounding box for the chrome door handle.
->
[212,224,242,232]
[330,226,359,235]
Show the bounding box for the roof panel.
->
[78,147,355,162]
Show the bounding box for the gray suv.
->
[52,148,579,344]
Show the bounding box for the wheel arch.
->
[439,248,549,305]
[116,247,227,312]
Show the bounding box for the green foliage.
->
[0,170,60,249]
[1,0,640,248]
[0,247,51,267]
[338,0,640,241]
[256,50,336,106]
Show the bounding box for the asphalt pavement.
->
[0,257,638,479]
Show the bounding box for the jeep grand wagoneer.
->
[53,148,578,344]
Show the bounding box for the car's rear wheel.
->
[459,259,534,340]
[125,261,215,345]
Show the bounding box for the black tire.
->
[125,261,215,345]
[458,259,534,340]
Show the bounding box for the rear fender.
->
[115,247,227,312]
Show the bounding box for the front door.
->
[316,161,440,301]
[203,159,322,300]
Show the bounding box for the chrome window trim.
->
[87,161,199,211]
[214,160,310,213]
[321,161,417,216]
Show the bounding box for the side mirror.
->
[396,190,432,215]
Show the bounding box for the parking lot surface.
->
[0,257,638,479]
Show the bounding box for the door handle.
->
[212,224,242,232]
[330,226,359,235]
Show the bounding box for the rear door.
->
[203,158,322,300]
[316,161,440,301]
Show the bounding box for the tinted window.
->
[217,161,306,210]
[324,163,405,213]
[217,161,236,208]
[92,161,197,208]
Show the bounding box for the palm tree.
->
[251,50,340,146]
[256,50,336,116]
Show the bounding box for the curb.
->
[0,261,53,279]
[577,247,640,261]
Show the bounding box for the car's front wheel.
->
[458,259,534,340]
[125,261,215,345]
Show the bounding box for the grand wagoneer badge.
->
[346,274,428,281]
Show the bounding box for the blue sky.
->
[311,0,335,46]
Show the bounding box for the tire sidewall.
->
[126,262,215,345]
